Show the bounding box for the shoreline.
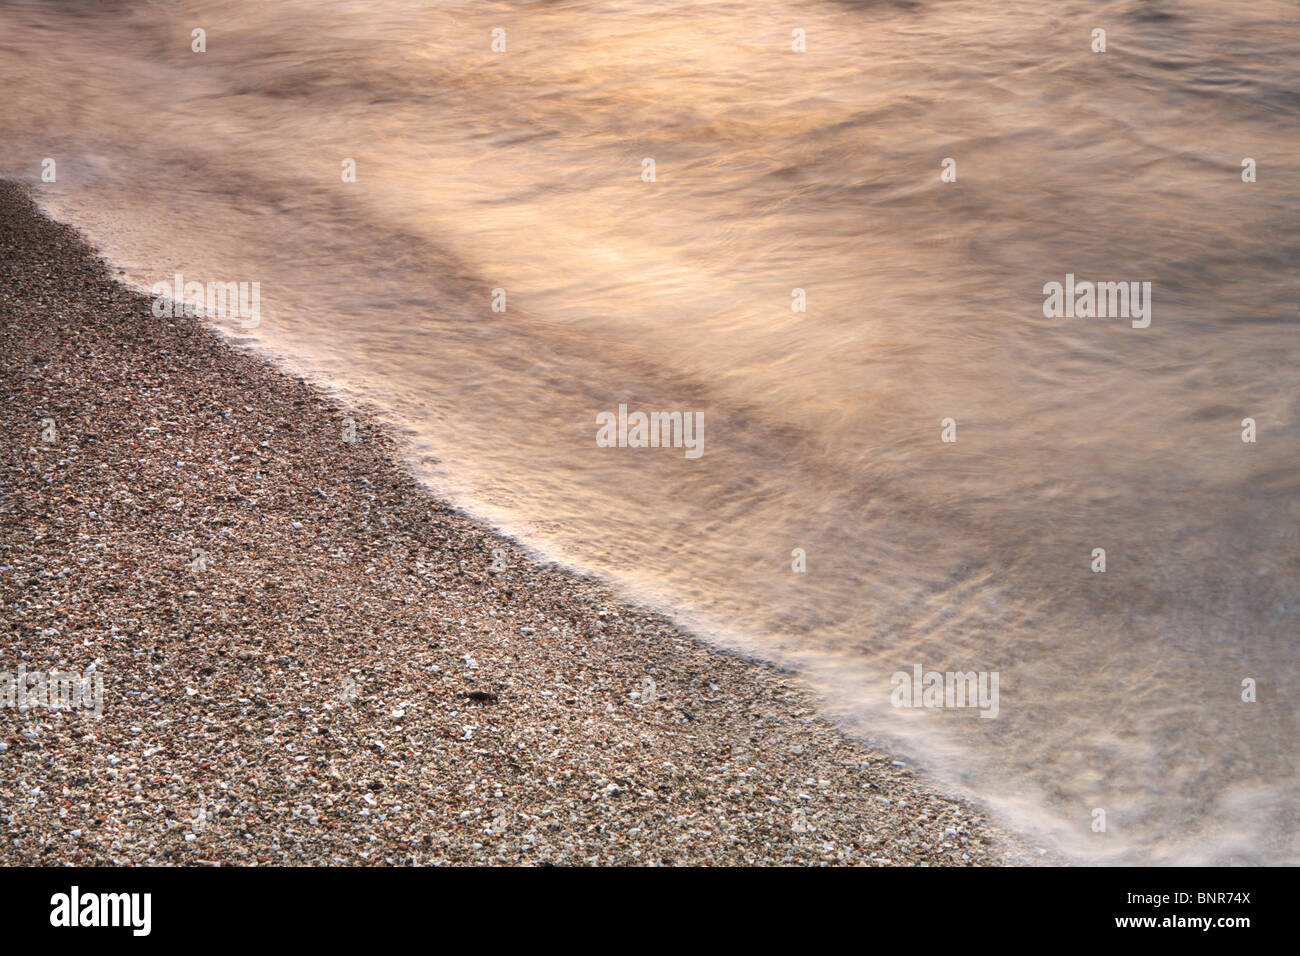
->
[0,181,1033,865]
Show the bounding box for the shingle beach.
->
[0,182,1030,865]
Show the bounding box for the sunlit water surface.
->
[2,0,1297,863]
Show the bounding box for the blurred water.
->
[2,0,1297,863]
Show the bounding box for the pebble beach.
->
[0,181,1029,866]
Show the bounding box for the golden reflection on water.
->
[2,0,1297,863]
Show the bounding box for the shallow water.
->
[2,0,1297,863]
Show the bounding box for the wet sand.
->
[0,181,1032,865]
